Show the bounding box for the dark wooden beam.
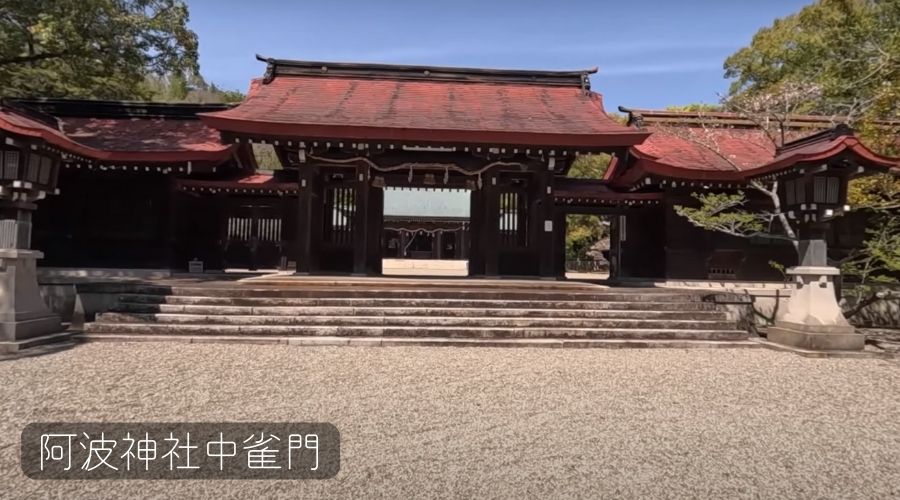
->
[295,166,316,273]
[538,167,557,278]
[483,174,500,276]
[352,164,369,275]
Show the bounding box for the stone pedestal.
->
[768,266,864,351]
[0,249,62,342]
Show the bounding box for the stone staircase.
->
[80,278,751,347]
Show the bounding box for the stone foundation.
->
[0,250,62,343]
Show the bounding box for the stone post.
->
[767,222,864,351]
[0,200,62,349]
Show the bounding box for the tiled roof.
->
[633,127,776,172]
[753,126,899,177]
[606,108,899,187]
[0,99,233,164]
[58,117,225,154]
[200,58,648,148]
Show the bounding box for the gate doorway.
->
[381,187,470,276]
[224,204,284,271]
[564,213,612,279]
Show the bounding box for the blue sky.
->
[186,0,812,111]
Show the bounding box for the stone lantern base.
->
[0,249,62,343]
[767,266,865,351]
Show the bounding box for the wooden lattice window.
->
[38,156,53,185]
[227,216,282,242]
[814,176,840,204]
[26,154,40,182]
[227,217,254,242]
[3,150,19,180]
[499,190,527,248]
[325,186,356,245]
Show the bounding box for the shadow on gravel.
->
[0,340,78,362]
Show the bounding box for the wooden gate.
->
[497,182,532,275]
[223,204,284,270]
[320,180,357,272]
[498,188,528,250]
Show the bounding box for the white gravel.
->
[1,343,898,499]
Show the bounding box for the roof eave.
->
[198,115,650,149]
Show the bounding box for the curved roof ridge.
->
[255,54,596,88]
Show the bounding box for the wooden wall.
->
[33,170,173,268]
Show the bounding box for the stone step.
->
[114,287,704,302]
[95,313,736,330]
[83,323,748,341]
[236,278,612,291]
[74,333,764,349]
[109,303,727,320]
[116,295,717,311]
[76,333,761,350]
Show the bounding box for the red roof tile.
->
[752,129,899,177]
[200,59,647,148]
[59,117,226,153]
[633,126,776,172]
[604,110,899,187]
[0,100,233,164]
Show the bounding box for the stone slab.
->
[767,325,866,351]
[751,338,898,359]
[0,331,72,354]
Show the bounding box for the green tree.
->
[568,153,611,179]
[724,0,899,149]
[565,154,612,264]
[0,0,199,99]
[675,0,899,315]
[566,214,609,263]
[144,74,245,103]
[666,103,722,113]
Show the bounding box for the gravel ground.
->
[1,343,898,499]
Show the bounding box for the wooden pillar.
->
[295,166,314,274]
[215,193,228,271]
[366,185,384,274]
[538,165,557,278]
[352,164,369,275]
[468,191,484,274]
[554,211,567,278]
[434,230,443,259]
[165,178,179,269]
[482,174,499,276]
[609,214,622,280]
